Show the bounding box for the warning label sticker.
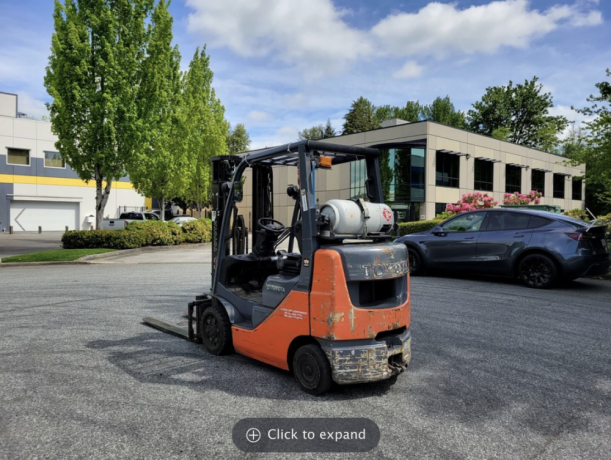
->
[382,207,393,222]
[281,308,308,320]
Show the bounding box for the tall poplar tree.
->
[45,0,154,229]
[128,0,188,221]
[183,47,228,216]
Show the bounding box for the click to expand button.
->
[232,418,380,453]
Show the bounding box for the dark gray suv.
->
[395,209,610,288]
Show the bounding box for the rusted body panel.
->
[310,249,411,340]
[232,291,310,370]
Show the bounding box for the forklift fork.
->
[143,295,212,344]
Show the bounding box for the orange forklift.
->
[144,141,411,395]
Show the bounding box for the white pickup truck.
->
[103,212,160,230]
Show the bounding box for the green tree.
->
[396,101,422,123]
[128,0,188,221]
[298,119,336,140]
[45,0,154,229]
[342,97,378,134]
[298,125,324,140]
[375,101,422,126]
[183,47,228,216]
[468,77,568,151]
[227,123,251,155]
[323,119,336,138]
[491,127,512,141]
[567,70,611,214]
[421,96,467,129]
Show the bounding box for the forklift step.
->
[142,317,190,340]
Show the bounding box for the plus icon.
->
[246,428,261,443]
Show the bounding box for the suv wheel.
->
[407,247,424,276]
[518,253,558,289]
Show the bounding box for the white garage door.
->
[10,201,79,232]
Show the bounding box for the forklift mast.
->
[211,156,274,281]
[211,155,242,279]
[251,164,274,232]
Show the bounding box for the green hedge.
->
[126,220,183,246]
[397,219,443,236]
[181,218,212,243]
[61,229,148,249]
[62,218,212,249]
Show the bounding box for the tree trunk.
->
[197,201,202,218]
[95,168,112,230]
[160,197,166,221]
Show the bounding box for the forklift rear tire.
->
[293,344,333,395]
[200,305,233,355]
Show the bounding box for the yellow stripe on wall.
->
[0,174,135,190]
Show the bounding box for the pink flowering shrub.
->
[446,192,498,215]
[502,190,542,206]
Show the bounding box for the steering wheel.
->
[258,218,286,233]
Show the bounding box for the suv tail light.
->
[566,232,597,241]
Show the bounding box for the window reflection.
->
[350,146,426,222]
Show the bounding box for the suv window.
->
[528,216,551,229]
[145,213,159,221]
[442,212,487,232]
[486,212,530,231]
[119,212,144,220]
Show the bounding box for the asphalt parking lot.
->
[0,232,64,259]
[1,260,610,459]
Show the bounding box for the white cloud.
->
[549,104,596,139]
[250,126,299,150]
[186,0,371,75]
[246,110,272,122]
[371,0,602,58]
[186,0,602,77]
[393,61,424,79]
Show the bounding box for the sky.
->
[0,0,609,149]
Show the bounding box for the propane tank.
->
[320,199,394,235]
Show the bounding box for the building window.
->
[553,174,566,199]
[436,151,459,188]
[531,170,546,196]
[384,147,426,202]
[435,203,447,216]
[44,151,65,168]
[474,159,493,191]
[7,148,30,166]
[572,178,582,201]
[505,165,522,193]
[350,159,367,199]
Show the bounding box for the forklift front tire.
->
[293,344,333,396]
[200,305,233,355]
